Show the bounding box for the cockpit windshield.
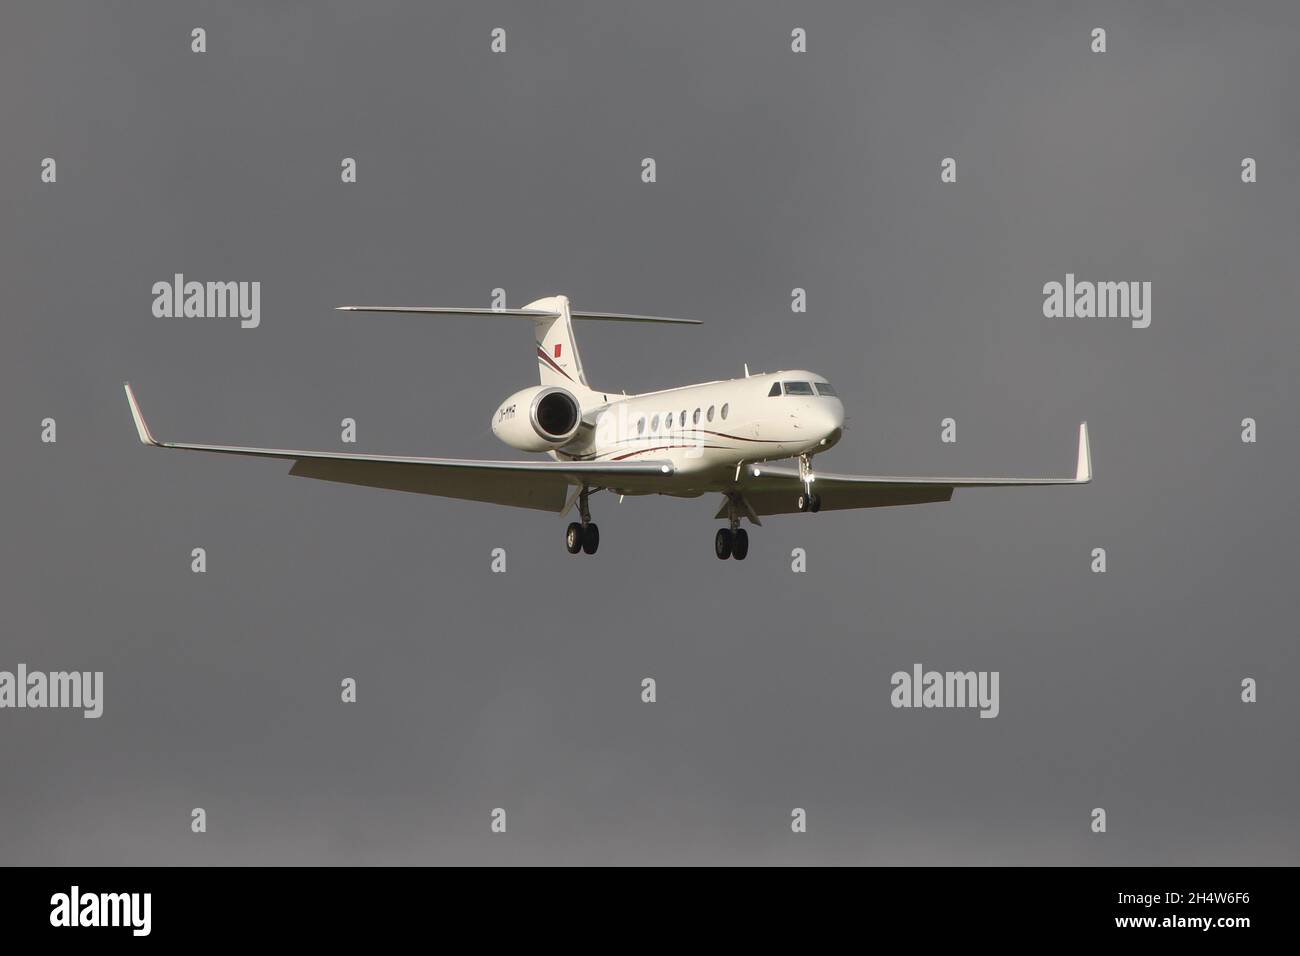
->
[782,381,815,396]
[814,382,836,396]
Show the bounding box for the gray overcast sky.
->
[1,0,1297,864]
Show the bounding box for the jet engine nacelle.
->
[491,385,582,451]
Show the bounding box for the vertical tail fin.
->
[527,295,588,388]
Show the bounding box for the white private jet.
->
[123,294,1091,560]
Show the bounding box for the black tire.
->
[581,522,600,555]
[732,528,749,560]
[797,493,809,512]
[565,522,584,554]
[714,528,733,560]
[809,494,822,513]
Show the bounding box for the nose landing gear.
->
[565,486,600,555]
[796,453,822,513]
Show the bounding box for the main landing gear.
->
[795,453,822,513]
[715,527,748,560]
[796,492,821,513]
[715,492,750,560]
[565,486,600,555]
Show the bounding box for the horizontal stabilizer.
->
[572,311,701,325]
[336,306,701,325]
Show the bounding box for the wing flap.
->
[287,458,572,512]
[721,484,954,517]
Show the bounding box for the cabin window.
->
[768,382,781,397]
[651,414,660,432]
[637,417,645,434]
[814,382,837,396]
[693,408,701,425]
[721,403,729,420]
[783,381,815,396]
[666,412,674,429]
[681,410,687,427]
[707,405,715,422]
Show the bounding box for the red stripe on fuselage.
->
[610,444,728,461]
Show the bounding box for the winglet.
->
[1076,422,1092,483]
[123,383,160,446]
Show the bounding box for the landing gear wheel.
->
[809,493,822,513]
[731,528,749,560]
[797,493,810,512]
[581,522,600,555]
[714,528,733,560]
[565,522,584,554]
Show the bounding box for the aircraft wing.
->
[123,384,672,513]
[722,423,1091,517]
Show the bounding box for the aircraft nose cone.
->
[816,403,847,450]
[807,401,844,449]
